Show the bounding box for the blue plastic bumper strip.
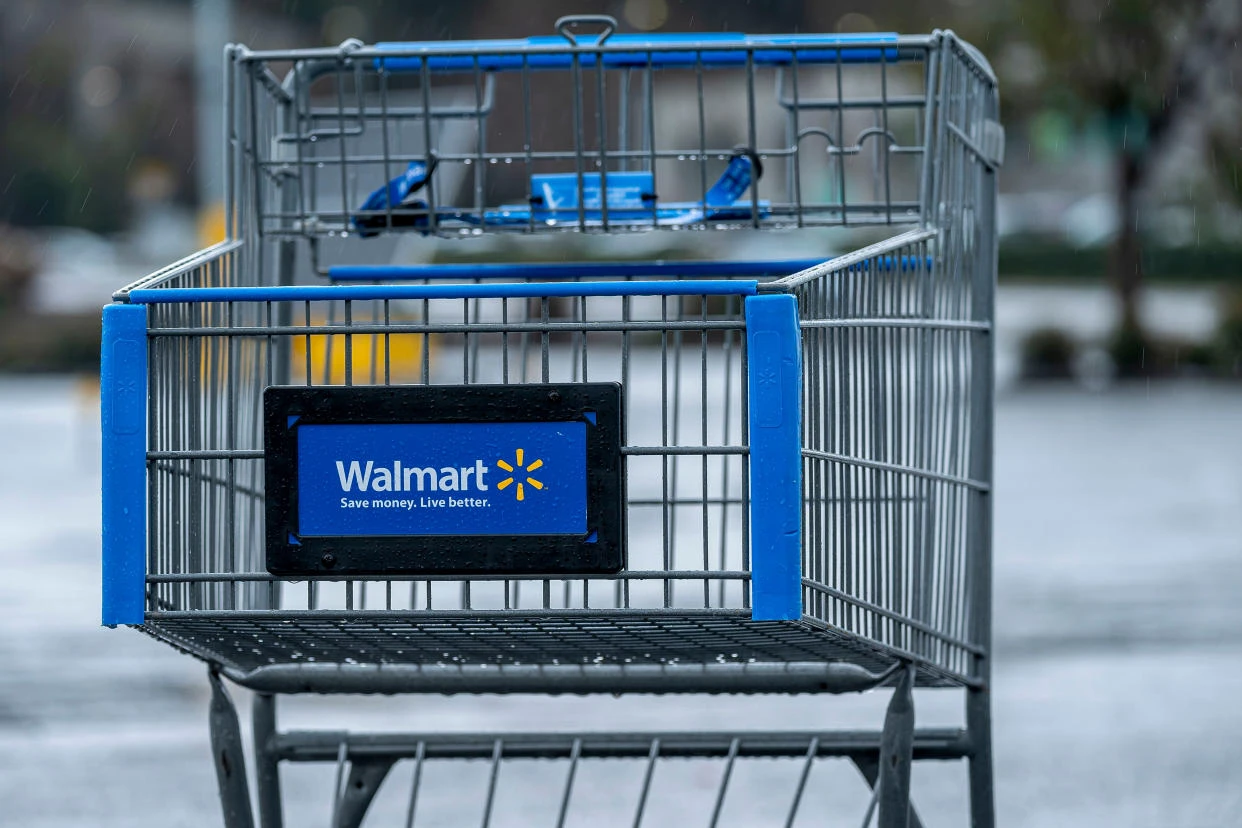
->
[329,260,826,282]
[346,200,771,230]
[745,294,803,621]
[127,280,759,304]
[101,303,148,627]
[374,33,900,73]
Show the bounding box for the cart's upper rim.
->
[226,31,995,85]
[233,32,918,62]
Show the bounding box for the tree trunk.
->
[1110,152,1149,377]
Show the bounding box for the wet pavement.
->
[1,376,1240,826]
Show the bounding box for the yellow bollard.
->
[290,320,432,385]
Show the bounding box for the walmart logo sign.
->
[331,446,549,504]
[334,458,492,494]
[496,449,544,502]
[297,422,585,537]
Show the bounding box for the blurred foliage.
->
[0,25,187,233]
[1106,321,1157,378]
[0,312,100,373]
[990,0,1241,375]
[1209,131,1242,209]
[1019,327,1077,380]
[994,0,1193,125]
[990,0,1242,200]
[0,35,128,232]
[2,114,133,233]
[1211,290,1242,377]
[999,239,1242,283]
[0,226,39,317]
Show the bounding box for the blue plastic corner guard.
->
[745,294,803,621]
[101,304,148,627]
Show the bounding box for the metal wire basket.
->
[102,18,1001,828]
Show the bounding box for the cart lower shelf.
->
[139,611,972,694]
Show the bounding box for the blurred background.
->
[1,1,1241,825]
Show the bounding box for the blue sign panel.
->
[264,384,624,576]
[297,421,588,537]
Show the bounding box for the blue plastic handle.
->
[373,32,900,73]
[127,279,759,304]
[329,259,827,282]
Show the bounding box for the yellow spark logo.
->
[495,448,545,502]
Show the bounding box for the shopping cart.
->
[101,17,1001,827]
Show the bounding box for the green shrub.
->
[1019,327,1077,380]
[1212,290,1242,378]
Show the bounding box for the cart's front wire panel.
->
[103,26,1000,695]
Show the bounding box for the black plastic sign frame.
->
[264,384,625,576]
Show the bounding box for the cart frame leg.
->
[253,693,284,828]
[209,669,255,828]
[333,757,398,828]
[966,685,995,828]
[851,756,924,828]
[876,664,916,828]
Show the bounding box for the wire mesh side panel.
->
[228,34,933,255]
[782,38,997,682]
[142,243,275,614]
[142,264,753,617]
